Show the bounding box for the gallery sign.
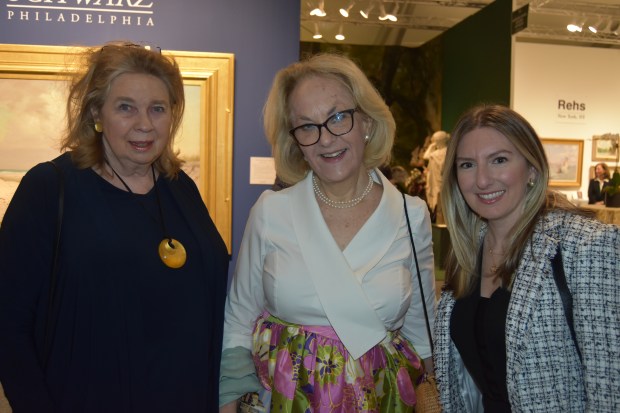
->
[511,3,528,35]
[4,0,156,27]
[556,98,587,123]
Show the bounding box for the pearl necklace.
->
[312,171,374,209]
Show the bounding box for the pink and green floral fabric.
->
[251,313,425,412]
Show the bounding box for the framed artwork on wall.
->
[541,138,583,187]
[592,133,619,162]
[0,43,234,251]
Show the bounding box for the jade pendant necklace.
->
[107,161,187,269]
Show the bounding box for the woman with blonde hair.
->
[220,53,435,412]
[434,104,620,412]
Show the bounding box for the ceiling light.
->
[387,3,398,22]
[335,25,345,41]
[309,0,326,17]
[339,1,355,18]
[360,3,374,19]
[598,19,611,32]
[567,21,583,33]
[378,3,389,21]
[312,23,323,39]
[588,19,602,33]
[378,2,397,22]
[309,8,326,17]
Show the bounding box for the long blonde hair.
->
[441,104,582,298]
[263,53,395,185]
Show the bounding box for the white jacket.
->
[223,169,435,360]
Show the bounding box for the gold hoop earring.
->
[94,122,103,133]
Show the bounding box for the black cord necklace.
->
[106,161,187,269]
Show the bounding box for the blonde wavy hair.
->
[263,53,395,185]
[61,41,185,178]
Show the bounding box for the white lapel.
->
[289,170,389,359]
[344,169,404,278]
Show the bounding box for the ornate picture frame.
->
[592,133,619,162]
[0,43,234,251]
[541,138,583,187]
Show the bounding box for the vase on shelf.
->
[604,192,620,207]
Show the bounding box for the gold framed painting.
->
[0,43,234,252]
[592,133,619,162]
[541,138,583,187]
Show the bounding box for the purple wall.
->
[0,0,300,276]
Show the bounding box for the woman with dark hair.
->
[588,162,610,204]
[0,41,229,412]
[434,104,620,412]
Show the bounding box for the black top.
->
[451,283,512,413]
[588,178,609,204]
[0,153,229,413]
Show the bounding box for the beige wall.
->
[512,41,620,200]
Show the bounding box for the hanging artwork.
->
[592,133,619,162]
[541,138,583,187]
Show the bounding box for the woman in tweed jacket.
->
[434,104,620,412]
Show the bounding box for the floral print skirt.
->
[251,313,425,413]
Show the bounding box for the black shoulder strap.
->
[43,160,64,370]
[402,192,434,355]
[551,244,583,363]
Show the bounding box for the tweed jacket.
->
[434,210,620,412]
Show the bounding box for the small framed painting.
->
[592,133,619,162]
[541,138,583,187]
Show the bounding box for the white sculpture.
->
[423,131,450,215]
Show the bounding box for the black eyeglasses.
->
[289,108,357,147]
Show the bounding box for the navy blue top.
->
[0,153,229,412]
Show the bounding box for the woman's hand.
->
[219,400,238,413]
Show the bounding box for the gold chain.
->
[488,247,504,274]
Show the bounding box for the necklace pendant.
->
[158,238,187,268]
